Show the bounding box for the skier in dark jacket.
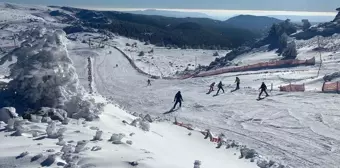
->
[216,81,224,95]
[208,82,215,93]
[235,77,240,90]
[172,91,183,109]
[147,79,151,86]
[258,82,269,98]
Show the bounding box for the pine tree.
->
[282,41,297,59]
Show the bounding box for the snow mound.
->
[0,28,103,120]
[0,107,18,123]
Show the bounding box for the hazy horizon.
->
[2,0,339,12]
[1,1,338,22]
[81,7,337,22]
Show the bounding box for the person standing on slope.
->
[235,77,240,90]
[258,82,269,98]
[216,81,225,95]
[147,79,151,86]
[208,82,215,93]
[172,91,183,110]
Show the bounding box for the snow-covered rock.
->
[74,140,88,153]
[194,160,202,168]
[92,130,103,141]
[46,121,67,138]
[109,133,125,144]
[0,107,17,123]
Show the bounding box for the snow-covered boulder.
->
[75,140,88,153]
[144,114,153,123]
[6,117,27,135]
[194,160,201,168]
[109,133,125,144]
[92,130,103,141]
[46,121,67,138]
[130,118,151,131]
[30,114,42,123]
[0,107,17,123]
[36,107,68,122]
[0,28,104,120]
[139,120,150,131]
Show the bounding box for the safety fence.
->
[322,81,340,93]
[87,57,93,94]
[279,84,305,92]
[195,57,316,78]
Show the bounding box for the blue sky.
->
[3,0,340,12]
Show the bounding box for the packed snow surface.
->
[0,98,256,168]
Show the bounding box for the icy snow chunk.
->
[130,118,151,131]
[0,107,18,123]
[91,146,102,151]
[126,140,133,145]
[30,114,42,123]
[41,117,52,123]
[6,118,15,131]
[6,118,27,135]
[61,144,75,154]
[109,133,125,144]
[139,120,150,131]
[194,160,201,168]
[240,147,257,159]
[37,107,67,122]
[32,130,39,137]
[56,136,66,146]
[75,140,88,153]
[46,121,66,138]
[92,130,103,141]
[144,114,153,123]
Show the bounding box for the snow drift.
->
[0,27,103,120]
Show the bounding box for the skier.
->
[258,82,269,99]
[216,81,224,95]
[147,79,151,86]
[116,64,118,67]
[235,77,240,90]
[172,91,183,110]
[208,82,215,93]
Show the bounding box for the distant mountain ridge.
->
[224,15,283,33]
[55,6,260,49]
[126,9,211,18]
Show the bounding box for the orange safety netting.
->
[322,82,340,92]
[195,57,316,77]
[279,84,305,92]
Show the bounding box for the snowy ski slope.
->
[73,37,340,168]
[1,3,340,168]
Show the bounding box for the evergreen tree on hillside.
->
[278,33,288,54]
[302,19,311,31]
[282,41,297,59]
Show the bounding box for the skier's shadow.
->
[230,88,239,92]
[163,107,180,114]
